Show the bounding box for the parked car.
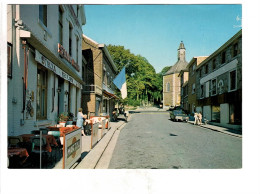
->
[170,110,189,122]
[168,105,185,111]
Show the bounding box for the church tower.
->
[163,41,188,108]
[178,41,186,61]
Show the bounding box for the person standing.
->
[198,112,202,125]
[194,112,198,125]
[76,108,87,136]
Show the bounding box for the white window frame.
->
[228,68,237,92]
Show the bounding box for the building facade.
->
[185,56,208,114]
[163,41,188,109]
[178,68,189,111]
[82,35,118,118]
[195,30,242,125]
[7,5,86,135]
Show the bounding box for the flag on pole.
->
[113,66,127,99]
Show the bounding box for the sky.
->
[83,4,242,73]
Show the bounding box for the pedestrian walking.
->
[194,112,198,125]
[76,108,87,136]
[198,112,202,125]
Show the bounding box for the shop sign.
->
[91,123,99,149]
[63,128,82,169]
[35,50,82,89]
[58,43,80,72]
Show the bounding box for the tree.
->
[107,44,170,107]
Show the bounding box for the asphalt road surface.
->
[108,111,242,169]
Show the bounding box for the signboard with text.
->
[35,50,82,89]
[63,128,82,169]
[91,122,99,149]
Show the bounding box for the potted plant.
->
[58,112,69,126]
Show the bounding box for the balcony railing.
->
[83,84,102,95]
[102,83,115,95]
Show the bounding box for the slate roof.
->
[164,41,188,75]
[164,59,188,75]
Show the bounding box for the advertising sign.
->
[63,128,82,169]
[91,122,99,149]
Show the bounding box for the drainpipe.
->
[21,40,27,123]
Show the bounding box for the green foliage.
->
[107,45,170,105]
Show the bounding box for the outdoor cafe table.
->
[8,147,29,158]
[19,134,58,152]
[8,147,29,166]
[47,126,80,136]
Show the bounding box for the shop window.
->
[59,6,63,45]
[211,79,217,95]
[37,67,48,119]
[211,105,220,123]
[7,43,12,78]
[39,5,47,27]
[229,69,237,91]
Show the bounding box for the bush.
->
[127,99,140,107]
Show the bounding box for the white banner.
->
[35,50,82,89]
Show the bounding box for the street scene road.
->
[108,111,242,169]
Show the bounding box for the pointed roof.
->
[164,41,188,75]
[179,41,185,49]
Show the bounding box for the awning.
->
[103,90,119,100]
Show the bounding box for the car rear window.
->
[173,110,186,114]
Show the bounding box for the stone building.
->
[185,56,208,114]
[195,30,242,125]
[178,68,189,111]
[7,5,86,135]
[82,35,118,118]
[163,41,188,109]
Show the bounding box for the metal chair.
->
[39,128,49,135]
[30,136,51,168]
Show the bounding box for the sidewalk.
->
[74,116,127,169]
[187,121,242,138]
[52,116,127,169]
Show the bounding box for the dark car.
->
[170,110,189,122]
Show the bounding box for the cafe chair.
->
[30,136,52,167]
[8,136,23,148]
[39,128,49,135]
[65,121,73,126]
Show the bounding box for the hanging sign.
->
[58,43,80,72]
[35,50,82,89]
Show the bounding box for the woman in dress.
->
[76,108,87,136]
